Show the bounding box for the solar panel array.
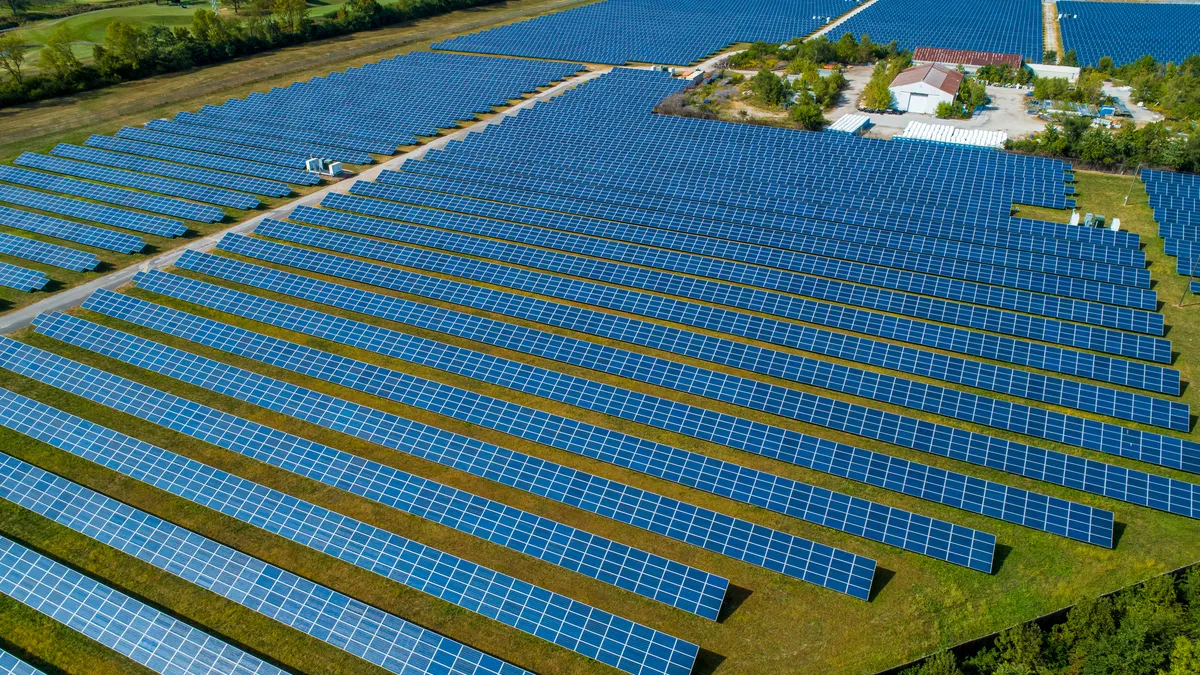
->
[0,262,47,291]
[0,526,286,675]
[0,399,532,675]
[1145,169,1200,290]
[27,313,881,601]
[80,288,1001,570]
[1058,1,1200,67]
[828,0,1043,62]
[0,184,187,237]
[130,266,1116,548]
[0,165,222,223]
[0,232,99,272]
[433,0,846,65]
[0,346,698,675]
[0,204,145,254]
[50,143,293,197]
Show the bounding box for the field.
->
[0,163,1196,675]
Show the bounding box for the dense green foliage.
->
[974,63,1032,86]
[904,568,1200,675]
[0,0,501,107]
[727,33,900,71]
[858,55,910,111]
[935,75,986,119]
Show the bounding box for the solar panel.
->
[1058,1,1200,66]
[0,532,285,675]
[197,238,1200,515]
[114,127,311,170]
[4,303,728,618]
[250,221,1194,460]
[15,152,261,210]
[173,111,397,155]
[0,184,187,237]
[828,0,1042,60]
[0,232,98,271]
[22,316,879,600]
[143,119,373,165]
[0,648,43,675]
[0,446,531,675]
[51,143,292,197]
[83,136,320,187]
[83,288,1002,569]
[0,165,223,223]
[0,261,47,292]
[131,268,1116,548]
[0,204,145,254]
[0,368,697,675]
[302,197,1180,407]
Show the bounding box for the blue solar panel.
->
[114,127,311,170]
[249,221,1195,460]
[0,204,145,254]
[0,165,223,223]
[432,0,854,65]
[15,152,261,210]
[173,111,397,155]
[0,184,187,237]
[0,261,47,292]
[0,356,697,675]
[826,0,1042,60]
[83,287,1002,569]
[51,143,292,197]
[143,119,373,165]
[24,314,879,599]
[0,531,286,674]
[1059,1,1200,66]
[131,267,1116,548]
[3,306,728,620]
[306,194,1180,407]
[83,135,321,187]
[0,470,531,675]
[0,648,42,675]
[0,232,98,272]
[198,238,1200,516]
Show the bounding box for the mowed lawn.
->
[0,167,1198,674]
[17,3,208,65]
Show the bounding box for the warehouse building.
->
[888,63,963,114]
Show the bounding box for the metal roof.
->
[889,63,964,96]
[913,47,1023,69]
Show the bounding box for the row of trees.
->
[0,0,500,107]
[727,33,901,72]
[1007,117,1200,172]
[905,567,1200,675]
[746,67,848,130]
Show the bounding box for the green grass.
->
[17,2,207,64]
[0,166,1199,673]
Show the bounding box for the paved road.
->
[0,67,611,336]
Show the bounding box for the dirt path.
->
[0,0,589,157]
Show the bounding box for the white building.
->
[888,63,963,114]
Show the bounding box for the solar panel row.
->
[0,261,47,292]
[15,152,261,210]
[22,316,880,600]
[115,127,311,170]
[0,232,98,272]
[0,204,145,254]
[143,119,373,165]
[0,521,286,675]
[0,649,41,675]
[1144,169,1200,289]
[250,222,1197,465]
[84,288,1001,570]
[84,136,321,187]
[0,183,187,238]
[200,237,1200,518]
[0,165,223,223]
[309,194,1180,407]
[398,156,1148,285]
[367,168,1150,303]
[0,349,698,675]
[828,0,1042,61]
[130,267,1116,548]
[172,111,397,155]
[51,143,293,197]
[1058,1,1200,66]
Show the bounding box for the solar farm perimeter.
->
[1,6,1200,675]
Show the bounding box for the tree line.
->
[904,567,1200,675]
[0,0,502,107]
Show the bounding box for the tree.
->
[0,0,30,16]
[273,0,309,32]
[39,25,82,82]
[1164,636,1200,675]
[1043,49,1057,64]
[860,58,899,110]
[749,68,789,106]
[903,651,964,675]
[788,88,827,130]
[1062,48,1079,67]
[1098,56,1114,73]
[935,101,956,118]
[0,32,27,86]
[221,0,246,13]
